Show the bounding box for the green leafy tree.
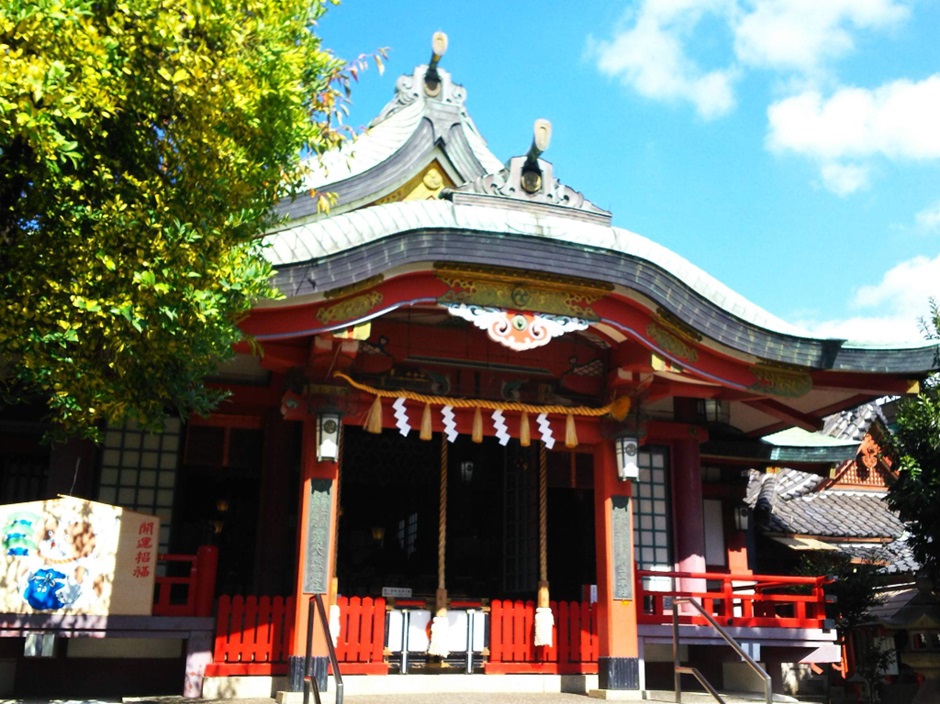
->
[886,300,940,587]
[795,550,884,642]
[0,0,364,438]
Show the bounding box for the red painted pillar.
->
[593,439,640,691]
[288,414,339,692]
[672,432,707,595]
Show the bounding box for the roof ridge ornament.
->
[424,32,448,97]
[372,32,468,126]
[444,120,612,225]
[521,119,552,193]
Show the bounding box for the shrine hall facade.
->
[8,36,939,700]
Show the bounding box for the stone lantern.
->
[882,577,940,704]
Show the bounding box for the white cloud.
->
[733,0,909,75]
[801,254,940,342]
[819,162,870,195]
[589,1,737,120]
[766,76,940,193]
[916,201,940,231]
[588,0,911,120]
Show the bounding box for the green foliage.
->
[795,550,884,643]
[0,0,355,437]
[886,299,940,586]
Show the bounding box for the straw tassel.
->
[519,411,530,447]
[472,407,483,443]
[365,396,383,434]
[420,402,433,440]
[329,603,341,647]
[609,395,632,421]
[565,414,578,448]
[428,614,451,658]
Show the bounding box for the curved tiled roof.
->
[283,65,504,221]
[264,198,939,372]
[748,469,905,540]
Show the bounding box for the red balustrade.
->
[635,570,831,629]
[201,572,829,678]
[153,545,218,617]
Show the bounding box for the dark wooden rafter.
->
[743,398,823,432]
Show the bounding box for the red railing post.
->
[722,575,735,624]
[193,545,219,617]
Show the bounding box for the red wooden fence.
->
[207,595,296,676]
[206,595,387,677]
[333,596,388,674]
[486,599,598,674]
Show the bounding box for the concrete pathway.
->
[0,690,805,704]
[0,694,805,704]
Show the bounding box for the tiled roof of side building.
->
[748,468,905,539]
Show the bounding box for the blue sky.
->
[318,0,940,344]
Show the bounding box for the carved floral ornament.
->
[445,302,589,352]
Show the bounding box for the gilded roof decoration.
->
[315,292,383,325]
[435,264,607,320]
[372,163,454,205]
[323,275,384,300]
[646,323,700,363]
[749,362,813,398]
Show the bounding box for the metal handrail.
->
[303,594,344,704]
[673,596,772,704]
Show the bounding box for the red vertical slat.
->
[335,597,348,662]
[357,597,374,663]
[348,596,364,662]
[579,601,592,666]
[230,595,246,662]
[333,597,346,661]
[521,600,534,663]
[557,600,570,667]
[254,596,272,663]
[568,600,580,666]
[369,597,386,664]
[214,595,232,663]
[510,600,523,662]
[590,600,599,662]
[270,596,286,663]
[244,596,259,663]
[490,599,504,664]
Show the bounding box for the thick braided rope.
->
[539,442,548,584]
[334,372,626,417]
[438,433,447,593]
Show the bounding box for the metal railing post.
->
[401,609,410,674]
[672,597,772,704]
[466,609,475,674]
[302,594,344,704]
[673,606,682,702]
